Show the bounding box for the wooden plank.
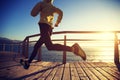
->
[53,63,64,80]
[101,67,120,79]
[91,62,117,80]
[1,52,120,80]
[105,63,120,75]
[45,62,60,80]
[90,62,107,67]
[14,61,47,80]
[39,62,58,80]
[14,61,41,79]
[107,66,120,75]
[96,67,118,80]
[106,63,119,72]
[70,62,80,80]
[63,63,70,80]
[74,62,89,80]
[106,62,116,67]
[79,62,99,80]
[0,61,20,69]
[16,61,47,80]
[25,62,53,80]
[86,62,108,80]
[89,62,119,80]
[0,61,44,79]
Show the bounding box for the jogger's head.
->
[43,0,54,3]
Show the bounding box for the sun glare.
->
[96,32,114,40]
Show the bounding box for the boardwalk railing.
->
[21,31,120,64]
[0,43,22,53]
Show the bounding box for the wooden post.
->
[26,38,29,58]
[22,38,29,58]
[11,44,14,52]
[114,33,119,64]
[18,43,20,53]
[37,47,41,61]
[22,41,26,57]
[63,35,66,64]
[3,44,5,51]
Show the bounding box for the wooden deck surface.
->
[0,51,120,80]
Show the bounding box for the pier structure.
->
[0,31,120,80]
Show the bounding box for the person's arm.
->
[54,8,63,27]
[31,2,42,17]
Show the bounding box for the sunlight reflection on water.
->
[29,41,119,62]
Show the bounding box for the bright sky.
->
[0,0,120,40]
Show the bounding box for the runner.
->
[20,0,86,69]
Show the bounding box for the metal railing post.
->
[63,35,66,64]
[114,33,119,64]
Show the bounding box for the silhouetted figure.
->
[20,0,86,69]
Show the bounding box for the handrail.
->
[22,31,120,64]
[24,31,120,39]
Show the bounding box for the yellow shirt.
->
[31,2,63,28]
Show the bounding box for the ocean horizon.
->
[28,41,119,62]
[0,41,119,62]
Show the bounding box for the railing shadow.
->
[13,63,63,80]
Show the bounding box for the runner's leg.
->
[41,24,73,52]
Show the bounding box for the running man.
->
[20,0,86,69]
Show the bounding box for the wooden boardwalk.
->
[0,52,120,80]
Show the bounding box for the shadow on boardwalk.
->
[0,51,120,80]
[14,63,63,80]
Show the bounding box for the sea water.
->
[28,41,120,62]
[1,41,119,62]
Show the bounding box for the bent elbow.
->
[61,11,63,16]
[59,10,63,17]
[31,12,37,17]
